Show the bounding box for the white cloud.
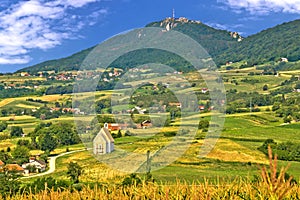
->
[0,56,31,65]
[47,0,99,8]
[218,0,300,15]
[0,0,106,65]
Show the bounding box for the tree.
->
[272,102,281,111]
[10,126,24,137]
[12,146,30,164]
[263,84,268,91]
[0,121,7,132]
[122,173,142,186]
[198,120,209,129]
[0,169,21,196]
[67,162,83,183]
[117,130,122,138]
[283,116,292,124]
[49,123,81,145]
[28,177,69,193]
[38,131,58,152]
[0,151,12,163]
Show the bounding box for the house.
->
[131,106,147,114]
[226,61,233,66]
[20,72,30,77]
[93,123,115,155]
[107,123,121,131]
[4,164,24,174]
[22,158,47,173]
[201,88,209,94]
[199,105,205,111]
[169,102,182,108]
[141,120,152,129]
[0,160,4,169]
[280,58,288,62]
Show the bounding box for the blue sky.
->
[0,0,300,73]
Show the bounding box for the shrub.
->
[10,126,24,137]
[122,173,142,186]
[163,131,176,137]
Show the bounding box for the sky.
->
[0,0,300,73]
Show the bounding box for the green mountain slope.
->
[17,18,300,73]
[17,18,240,73]
[18,47,94,73]
[146,18,241,58]
[217,19,300,65]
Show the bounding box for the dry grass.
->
[206,139,268,164]
[37,94,69,102]
[1,146,296,200]
[259,145,294,200]
[0,115,36,121]
[15,104,39,109]
[0,139,14,150]
[0,98,16,107]
[1,178,298,200]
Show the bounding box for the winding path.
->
[22,149,86,179]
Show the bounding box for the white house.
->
[22,158,47,173]
[93,123,115,155]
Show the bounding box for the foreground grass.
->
[2,178,299,200]
[4,147,297,200]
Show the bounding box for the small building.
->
[169,102,182,108]
[280,58,288,62]
[107,123,121,131]
[22,159,47,173]
[141,120,152,129]
[201,88,209,94]
[20,72,30,77]
[93,123,115,155]
[199,105,205,111]
[4,164,24,174]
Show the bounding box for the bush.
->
[125,130,131,136]
[0,121,7,132]
[163,131,176,137]
[10,126,24,137]
[263,84,268,91]
[198,120,209,129]
[122,173,142,186]
[28,177,70,194]
[258,139,300,162]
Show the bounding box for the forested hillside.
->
[17,18,300,73]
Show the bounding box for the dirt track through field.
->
[21,149,86,179]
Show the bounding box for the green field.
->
[0,69,300,185]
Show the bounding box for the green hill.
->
[17,18,300,73]
[217,19,300,65]
[17,18,240,74]
[146,18,241,58]
[18,47,94,73]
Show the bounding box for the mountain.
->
[17,18,300,73]
[217,19,300,65]
[18,47,94,73]
[146,17,242,58]
[17,17,240,73]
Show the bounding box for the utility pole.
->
[250,97,252,113]
[146,150,151,173]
